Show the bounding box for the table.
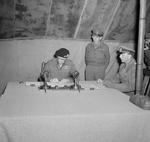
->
[0,81,150,142]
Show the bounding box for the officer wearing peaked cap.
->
[85,26,110,81]
[103,46,136,95]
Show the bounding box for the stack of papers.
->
[80,82,103,90]
[25,82,42,86]
[25,82,74,87]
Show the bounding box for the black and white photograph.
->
[0,0,150,142]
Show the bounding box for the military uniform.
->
[85,42,110,80]
[144,49,150,76]
[43,58,77,82]
[103,58,136,94]
[39,48,78,82]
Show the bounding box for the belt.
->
[86,62,105,66]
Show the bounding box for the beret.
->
[55,48,69,58]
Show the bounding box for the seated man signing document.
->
[41,48,79,83]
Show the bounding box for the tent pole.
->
[130,0,150,110]
[136,0,145,95]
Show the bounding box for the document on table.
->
[80,81,104,90]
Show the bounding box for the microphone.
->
[71,71,81,92]
[39,71,49,93]
[71,71,79,79]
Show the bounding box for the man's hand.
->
[97,78,103,85]
[103,80,114,88]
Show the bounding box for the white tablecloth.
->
[0,82,150,142]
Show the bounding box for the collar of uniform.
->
[55,58,68,69]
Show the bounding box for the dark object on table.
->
[37,62,47,82]
[71,71,81,92]
[38,83,78,91]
